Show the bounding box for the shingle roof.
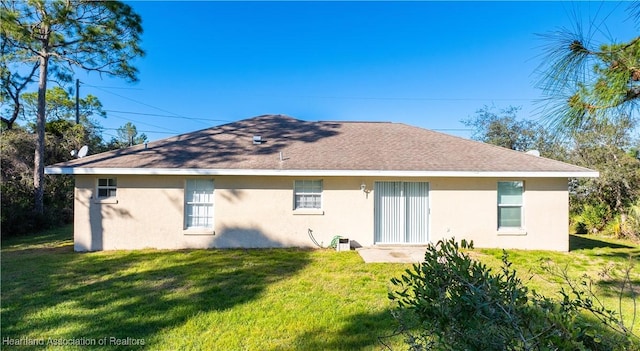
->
[45,114,597,177]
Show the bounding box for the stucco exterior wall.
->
[73,175,569,252]
[74,175,374,251]
[428,177,569,251]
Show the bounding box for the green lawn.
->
[1,227,639,350]
[1,226,410,350]
[473,234,640,337]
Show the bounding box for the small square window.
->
[97,178,117,199]
[294,180,322,210]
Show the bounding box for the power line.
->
[83,84,195,120]
[87,82,534,104]
[83,83,488,138]
[103,109,231,123]
[432,128,473,132]
[107,113,181,134]
[84,84,229,127]
[82,84,143,90]
[102,127,177,135]
[250,94,536,102]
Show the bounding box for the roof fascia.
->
[45,167,599,178]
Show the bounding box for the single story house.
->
[45,114,598,252]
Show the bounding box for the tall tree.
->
[0,0,144,214]
[1,87,110,235]
[462,105,567,160]
[111,121,147,149]
[21,86,107,153]
[537,3,639,130]
[570,115,640,236]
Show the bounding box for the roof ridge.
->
[318,120,391,124]
[45,114,597,176]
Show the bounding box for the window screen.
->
[498,181,523,228]
[294,180,322,209]
[185,179,214,229]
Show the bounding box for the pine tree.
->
[1,0,144,214]
[537,3,639,130]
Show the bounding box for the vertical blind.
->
[404,182,430,243]
[375,182,429,244]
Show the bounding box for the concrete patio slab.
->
[356,246,427,263]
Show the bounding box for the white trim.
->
[184,178,215,230]
[293,179,323,210]
[183,229,215,236]
[93,198,118,204]
[497,229,528,236]
[95,177,118,201]
[292,209,325,215]
[45,167,599,178]
[497,180,525,231]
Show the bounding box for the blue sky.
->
[74,1,637,142]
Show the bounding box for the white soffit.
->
[45,167,599,178]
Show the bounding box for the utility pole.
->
[75,79,80,124]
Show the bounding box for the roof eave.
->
[44,167,599,178]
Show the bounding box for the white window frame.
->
[293,180,323,210]
[96,177,117,199]
[497,181,524,230]
[184,178,215,231]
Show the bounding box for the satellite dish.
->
[525,150,540,157]
[77,145,89,158]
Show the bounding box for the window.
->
[294,180,322,209]
[97,178,117,198]
[185,179,214,229]
[497,181,523,229]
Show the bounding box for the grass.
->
[1,227,639,350]
[473,234,640,336]
[1,226,411,350]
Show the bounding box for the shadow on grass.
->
[570,234,636,251]
[1,224,73,251]
[290,310,403,350]
[1,238,311,350]
[596,278,640,299]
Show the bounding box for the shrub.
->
[621,202,640,241]
[578,204,611,234]
[388,238,637,350]
[571,214,589,234]
[1,129,74,236]
[605,215,623,238]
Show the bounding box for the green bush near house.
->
[576,204,611,234]
[389,238,639,351]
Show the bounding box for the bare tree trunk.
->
[34,52,48,215]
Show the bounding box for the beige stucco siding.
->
[428,177,569,251]
[74,175,186,251]
[73,175,569,252]
[74,175,374,251]
[213,176,373,248]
